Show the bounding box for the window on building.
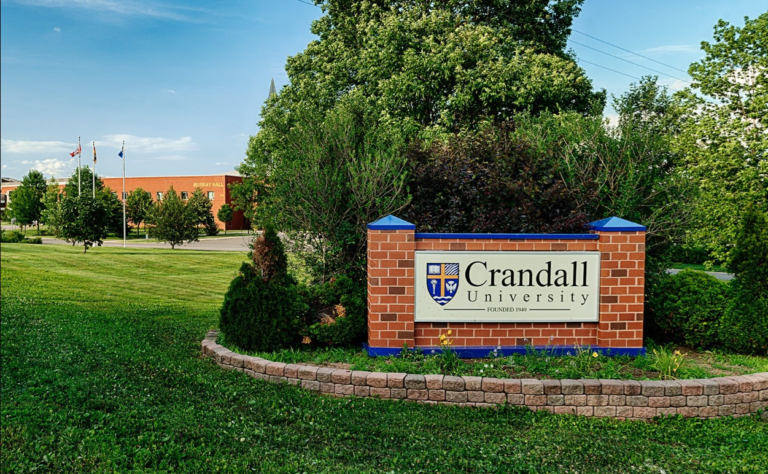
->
[207,191,214,201]
[181,191,188,200]
[122,192,128,200]
[157,192,163,201]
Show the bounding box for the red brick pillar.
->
[367,216,416,353]
[590,217,646,351]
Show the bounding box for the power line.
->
[576,59,641,80]
[570,39,691,84]
[571,29,690,74]
[295,0,318,7]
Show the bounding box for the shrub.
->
[721,207,768,355]
[219,228,306,352]
[306,274,367,347]
[647,270,729,349]
[1,231,26,243]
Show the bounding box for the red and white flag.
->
[70,144,81,157]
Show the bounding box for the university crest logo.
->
[426,263,459,305]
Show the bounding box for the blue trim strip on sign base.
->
[415,233,599,240]
[363,344,646,358]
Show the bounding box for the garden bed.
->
[217,334,768,381]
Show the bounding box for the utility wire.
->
[572,29,690,74]
[576,59,641,80]
[570,39,691,83]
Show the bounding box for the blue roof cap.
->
[588,216,646,232]
[367,215,415,230]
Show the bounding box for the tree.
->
[59,194,110,253]
[675,13,768,263]
[7,170,48,232]
[254,102,410,282]
[151,187,198,249]
[187,188,219,236]
[126,188,153,235]
[40,180,63,236]
[236,0,605,223]
[217,203,234,235]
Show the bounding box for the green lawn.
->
[670,262,729,273]
[2,244,767,473]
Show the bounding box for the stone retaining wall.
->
[202,332,768,421]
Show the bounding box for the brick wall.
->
[367,216,646,355]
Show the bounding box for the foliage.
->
[40,180,63,236]
[187,188,219,236]
[674,13,768,263]
[3,245,768,473]
[402,121,591,233]
[216,202,234,234]
[721,207,768,355]
[250,102,410,282]
[306,274,367,347]
[125,187,152,235]
[7,170,48,230]
[436,331,461,375]
[0,230,41,244]
[647,270,729,350]
[58,166,124,238]
[150,187,198,249]
[650,348,689,380]
[58,194,110,253]
[63,165,103,198]
[250,227,289,283]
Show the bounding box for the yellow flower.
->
[674,350,681,356]
[447,330,452,335]
[592,352,599,358]
[440,334,446,341]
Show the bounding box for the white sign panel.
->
[415,251,600,323]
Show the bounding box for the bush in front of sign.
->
[721,207,768,355]
[647,270,728,350]
[305,275,367,347]
[219,228,307,351]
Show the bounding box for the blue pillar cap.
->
[588,216,646,232]
[367,215,415,230]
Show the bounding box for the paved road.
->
[666,268,734,281]
[39,235,252,252]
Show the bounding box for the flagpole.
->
[78,136,81,196]
[122,141,126,249]
[92,142,96,199]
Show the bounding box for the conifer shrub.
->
[219,228,306,352]
[647,270,729,349]
[721,207,768,355]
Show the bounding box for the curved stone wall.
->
[202,332,768,421]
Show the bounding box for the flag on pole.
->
[70,144,81,157]
[118,146,124,159]
[93,142,97,163]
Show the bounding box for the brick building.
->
[1,172,250,230]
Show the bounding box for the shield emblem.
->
[426,263,460,305]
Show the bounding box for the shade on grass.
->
[2,244,767,473]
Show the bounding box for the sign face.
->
[415,251,600,323]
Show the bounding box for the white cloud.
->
[1,138,74,153]
[101,134,197,153]
[604,113,620,128]
[53,27,60,32]
[638,45,698,55]
[23,158,74,177]
[162,89,176,94]
[657,77,689,91]
[215,162,229,166]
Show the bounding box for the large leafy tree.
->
[40,179,63,236]
[236,0,604,223]
[61,166,124,237]
[59,194,110,253]
[675,13,768,263]
[8,170,48,232]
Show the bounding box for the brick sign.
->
[366,215,647,357]
[415,251,600,323]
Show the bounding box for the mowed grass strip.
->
[2,244,767,473]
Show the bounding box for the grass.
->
[2,244,767,473]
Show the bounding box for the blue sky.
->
[1,0,764,180]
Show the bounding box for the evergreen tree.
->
[187,187,219,236]
[151,187,198,249]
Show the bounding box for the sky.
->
[1,0,765,180]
